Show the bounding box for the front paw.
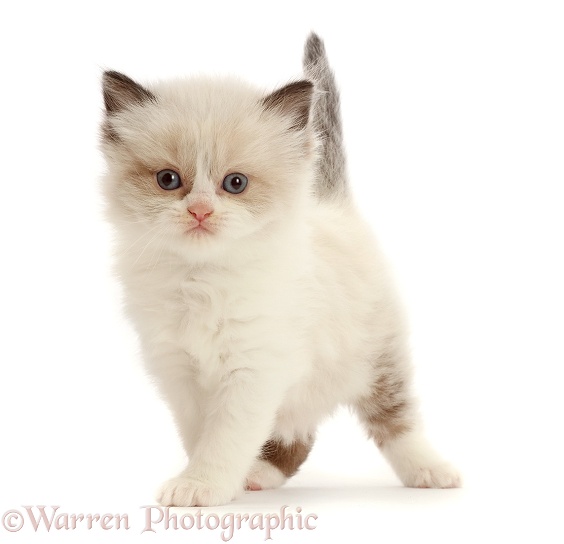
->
[157,475,238,507]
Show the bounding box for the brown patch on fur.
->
[120,160,195,204]
[262,80,314,130]
[103,70,156,114]
[356,356,415,448]
[259,436,314,478]
[101,119,120,143]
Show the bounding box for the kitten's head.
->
[100,71,316,262]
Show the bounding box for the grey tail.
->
[303,32,348,201]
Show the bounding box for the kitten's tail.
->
[303,33,348,201]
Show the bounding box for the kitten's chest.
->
[128,258,299,379]
[127,265,235,372]
[175,276,230,366]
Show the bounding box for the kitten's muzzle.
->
[188,203,214,223]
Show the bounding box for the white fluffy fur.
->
[101,66,460,506]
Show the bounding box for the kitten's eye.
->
[156,169,182,190]
[222,173,248,194]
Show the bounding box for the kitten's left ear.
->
[102,70,156,114]
[262,80,314,130]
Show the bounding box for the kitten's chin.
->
[170,219,272,264]
[168,224,230,264]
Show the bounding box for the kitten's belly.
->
[271,297,392,441]
[274,349,376,442]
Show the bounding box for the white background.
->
[1,1,563,542]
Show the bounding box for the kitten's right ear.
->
[262,80,314,130]
[102,70,156,114]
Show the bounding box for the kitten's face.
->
[101,74,315,261]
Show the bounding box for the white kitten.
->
[100,33,460,506]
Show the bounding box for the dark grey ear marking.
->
[262,80,314,130]
[102,70,156,114]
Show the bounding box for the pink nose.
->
[188,203,213,222]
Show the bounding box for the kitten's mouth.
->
[185,223,214,235]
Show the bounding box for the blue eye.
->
[157,169,182,190]
[222,173,248,194]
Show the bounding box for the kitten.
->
[100,33,461,507]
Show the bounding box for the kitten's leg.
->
[157,361,295,507]
[355,346,461,488]
[156,377,203,458]
[147,349,203,457]
[245,436,315,491]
